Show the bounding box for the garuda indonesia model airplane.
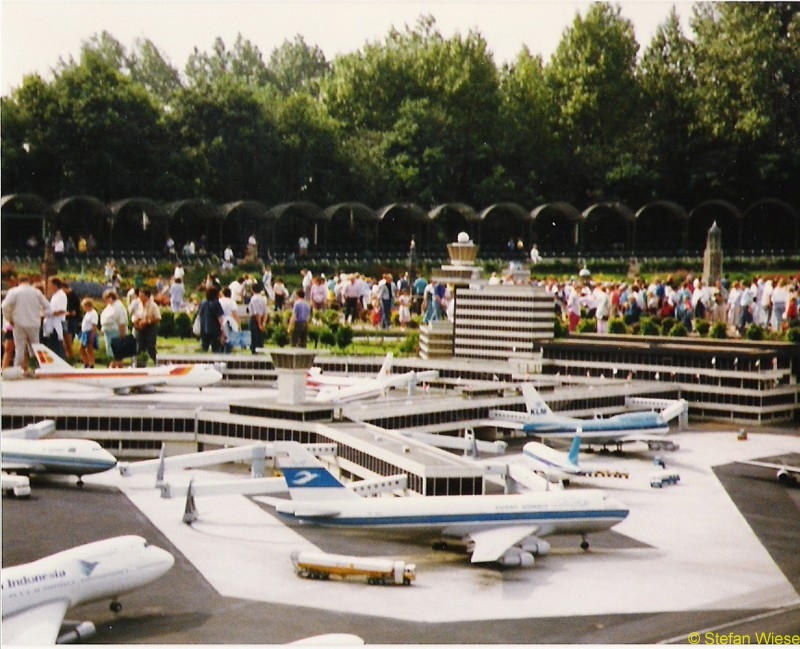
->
[2,535,174,644]
[505,384,680,451]
[306,353,438,404]
[32,343,222,394]
[271,457,629,568]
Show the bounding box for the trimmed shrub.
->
[319,327,336,347]
[577,318,596,333]
[639,317,660,336]
[175,312,193,338]
[668,322,689,337]
[158,310,175,337]
[694,319,711,337]
[553,316,568,338]
[272,325,289,347]
[608,318,628,334]
[660,317,677,336]
[399,331,419,354]
[785,327,800,343]
[744,324,765,341]
[709,322,728,339]
[335,325,354,350]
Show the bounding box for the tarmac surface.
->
[3,406,800,644]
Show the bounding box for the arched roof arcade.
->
[52,196,113,249]
[580,202,635,253]
[741,199,798,252]
[428,203,477,251]
[635,201,689,253]
[478,203,531,254]
[0,194,55,249]
[688,200,742,252]
[530,202,581,252]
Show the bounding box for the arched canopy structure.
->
[323,202,378,253]
[268,202,325,254]
[376,203,429,253]
[478,202,530,254]
[221,201,274,258]
[1,194,54,251]
[429,203,479,251]
[741,199,798,253]
[531,202,581,252]
[688,200,742,252]
[109,198,169,253]
[635,200,689,253]
[580,202,635,252]
[165,200,224,255]
[52,196,113,251]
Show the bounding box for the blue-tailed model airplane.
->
[493,384,681,451]
[268,450,629,568]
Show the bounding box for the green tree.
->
[690,2,800,203]
[2,49,166,199]
[497,48,557,203]
[323,15,500,204]
[128,38,183,105]
[638,8,699,203]
[185,35,275,88]
[166,77,283,201]
[545,2,642,202]
[268,35,330,95]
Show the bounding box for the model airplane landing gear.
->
[580,536,590,551]
[110,600,122,613]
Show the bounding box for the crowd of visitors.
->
[2,251,799,372]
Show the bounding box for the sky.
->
[1,0,695,96]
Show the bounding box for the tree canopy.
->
[2,2,798,217]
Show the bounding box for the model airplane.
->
[2,535,175,645]
[2,419,117,486]
[521,437,629,482]
[509,384,678,450]
[739,458,799,486]
[32,343,223,394]
[272,459,629,567]
[307,353,438,404]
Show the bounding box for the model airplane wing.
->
[466,525,540,563]
[3,598,70,645]
[741,460,798,472]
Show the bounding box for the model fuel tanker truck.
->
[291,550,415,585]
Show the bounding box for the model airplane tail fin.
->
[280,466,359,501]
[567,435,581,467]
[521,384,553,417]
[31,344,73,372]
[377,353,394,378]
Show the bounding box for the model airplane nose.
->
[605,496,630,519]
[149,545,176,575]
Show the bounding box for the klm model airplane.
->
[515,384,679,451]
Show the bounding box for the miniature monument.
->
[702,221,723,287]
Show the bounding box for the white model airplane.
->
[521,436,630,482]
[271,459,629,567]
[2,419,118,486]
[32,343,223,394]
[508,384,678,450]
[739,458,799,486]
[307,353,438,404]
[2,535,175,645]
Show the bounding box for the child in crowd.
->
[79,297,98,368]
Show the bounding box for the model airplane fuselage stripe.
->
[1,452,116,474]
[278,509,629,528]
